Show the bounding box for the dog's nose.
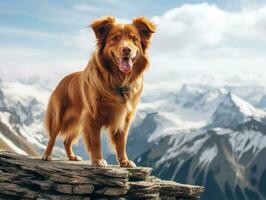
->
[123,47,131,56]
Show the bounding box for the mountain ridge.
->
[1,79,266,200]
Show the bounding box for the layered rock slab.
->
[0,150,204,199]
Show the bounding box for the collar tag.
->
[115,86,131,96]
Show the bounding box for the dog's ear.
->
[90,16,115,49]
[132,17,156,51]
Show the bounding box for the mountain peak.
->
[209,93,266,129]
[226,93,265,117]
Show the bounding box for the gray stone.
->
[73,184,94,194]
[55,184,73,194]
[0,150,204,199]
[95,186,129,196]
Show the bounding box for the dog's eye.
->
[112,36,120,42]
[132,37,138,43]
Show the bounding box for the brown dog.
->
[41,16,155,167]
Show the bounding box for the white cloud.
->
[63,28,96,52]
[101,0,135,10]
[73,1,135,15]
[145,3,266,81]
[1,3,266,84]
[151,3,266,59]
[0,46,86,85]
[74,4,100,12]
[0,27,57,37]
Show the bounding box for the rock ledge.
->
[0,150,204,200]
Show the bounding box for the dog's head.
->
[91,16,155,74]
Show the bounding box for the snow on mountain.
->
[135,120,266,200]
[155,129,208,166]
[1,81,49,106]
[257,95,266,110]
[140,83,228,129]
[134,83,230,144]
[141,81,266,127]
[175,84,207,106]
[230,120,266,162]
[0,80,64,156]
[174,84,228,119]
[229,94,266,117]
[147,111,205,142]
[1,76,266,200]
[198,144,218,168]
[120,82,266,170]
[138,126,232,168]
[128,81,266,200]
[225,84,266,105]
[0,131,27,155]
[209,93,266,129]
[137,91,207,143]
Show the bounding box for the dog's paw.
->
[69,155,83,161]
[41,154,51,161]
[119,159,136,168]
[92,159,108,167]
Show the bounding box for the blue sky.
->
[1,0,266,84]
[0,0,241,49]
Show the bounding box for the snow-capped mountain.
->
[209,93,266,129]
[257,95,266,110]
[1,78,266,200]
[174,84,228,121]
[0,80,64,157]
[135,120,266,200]
[127,83,266,200]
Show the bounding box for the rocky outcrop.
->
[0,150,204,200]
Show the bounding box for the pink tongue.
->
[119,58,133,74]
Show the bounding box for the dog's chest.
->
[101,98,133,132]
[100,78,143,132]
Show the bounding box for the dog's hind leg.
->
[63,133,83,161]
[42,96,61,161]
[42,122,60,161]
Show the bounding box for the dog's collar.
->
[115,86,132,97]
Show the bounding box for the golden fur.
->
[42,16,155,167]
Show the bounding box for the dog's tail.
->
[44,94,61,138]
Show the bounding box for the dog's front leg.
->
[111,113,136,167]
[83,119,108,167]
